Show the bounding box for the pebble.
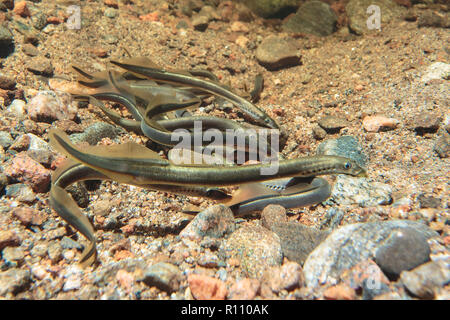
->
[328,175,392,207]
[31,265,50,281]
[27,133,53,166]
[282,1,338,36]
[339,259,391,300]
[421,62,450,83]
[0,73,15,90]
[27,91,77,123]
[0,131,14,149]
[320,207,345,230]
[220,224,282,278]
[227,278,260,300]
[70,122,120,145]
[0,268,31,296]
[318,116,349,133]
[12,207,45,226]
[400,259,450,299]
[0,173,7,191]
[434,133,450,158]
[53,119,83,134]
[239,0,297,18]
[260,205,287,229]
[26,57,54,76]
[303,220,438,287]
[47,241,63,264]
[0,231,20,250]
[7,99,27,119]
[323,283,356,300]
[255,35,301,71]
[0,0,13,10]
[188,273,227,300]
[418,11,450,29]
[104,7,117,18]
[179,204,236,241]
[316,135,367,168]
[60,236,83,250]
[417,194,441,209]
[264,261,305,293]
[191,14,209,31]
[31,12,48,30]
[312,125,327,140]
[375,228,431,279]
[408,112,441,134]
[116,269,134,293]
[269,222,329,266]
[2,246,25,266]
[362,115,399,132]
[346,0,405,35]
[9,134,30,152]
[143,262,183,293]
[13,1,30,18]
[5,184,36,203]
[4,153,51,193]
[0,25,14,46]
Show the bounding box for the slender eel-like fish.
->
[109,58,279,130]
[49,129,365,265]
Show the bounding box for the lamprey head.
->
[331,157,367,177]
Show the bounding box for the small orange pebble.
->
[139,12,159,22]
[227,257,240,267]
[443,236,450,246]
[50,156,67,170]
[121,223,135,235]
[104,0,119,8]
[13,1,30,18]
[116,269,134,293]
[47,16,64,24]
[323,284,356,300]
[114,250,134,261]
[354,84,364,91]
[272,107,285,116]
[411,155,419,163]
[90,48,108,58]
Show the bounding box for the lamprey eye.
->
[344,162,352,170]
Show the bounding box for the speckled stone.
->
[70,122,121,145]
[143,262,183,293]
[434,133,450,158]
[3,153,51,193]
[317,135,367,168]
[180,204,236,241]
[327,175,392,207]
[375,228,431,280]
[303,220,438,288]
[255,35,301,71]
[270,222,329,265]
[282,1,337,36]
[0,268,31,296]
[220,224,282,278]
[400,259,450,299]
[27,91,77,122]
[318,116,349,133]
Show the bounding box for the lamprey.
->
[49,129,365,265]
[109,58,279,130]
[225,177,331,216]
[50,158,231,265]
[50,129,366,187]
